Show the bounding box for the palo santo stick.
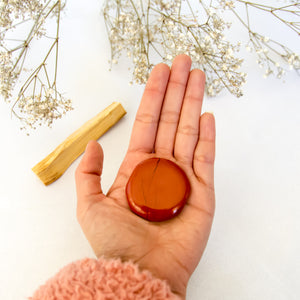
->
[32,102,126,185]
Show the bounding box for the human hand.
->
[75,55,216,299]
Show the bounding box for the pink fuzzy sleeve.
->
[29,257,181,299]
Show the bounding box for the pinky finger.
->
[193,113,216,189]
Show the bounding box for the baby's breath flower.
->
[0,0,71,131]
[16,91,72,129]
[104,0,247,97]
[227,0,300,79]
[103,0,299,98]
[0,51,18,101]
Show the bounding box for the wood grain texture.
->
[32,102,126,185]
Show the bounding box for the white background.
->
[0,0,299,299]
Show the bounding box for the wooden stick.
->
[32,102,126,185]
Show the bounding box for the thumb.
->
[75,140,106,214]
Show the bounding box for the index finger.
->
[127,63,170,153]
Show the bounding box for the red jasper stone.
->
[126,158,190,222]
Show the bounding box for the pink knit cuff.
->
[29,257,181,299]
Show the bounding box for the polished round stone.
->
[126,158,190,222]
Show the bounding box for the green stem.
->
[53,0,61,88]
[10,0,58,73]
[43,64,51,87]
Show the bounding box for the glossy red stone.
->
[126,158,190,222]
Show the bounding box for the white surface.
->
[0,1,299,299]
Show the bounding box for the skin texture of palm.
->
[75,55,216,299]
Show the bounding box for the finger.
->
[75,141,105,213]
[155,54,192,156]
[193,113,216,189]
[174,69,205,165]
[128,63,170,153]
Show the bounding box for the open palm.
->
[75,55,216,299]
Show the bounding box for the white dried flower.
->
[102,0,299,97]
[103,0,248,97]
[1,0,71,131]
